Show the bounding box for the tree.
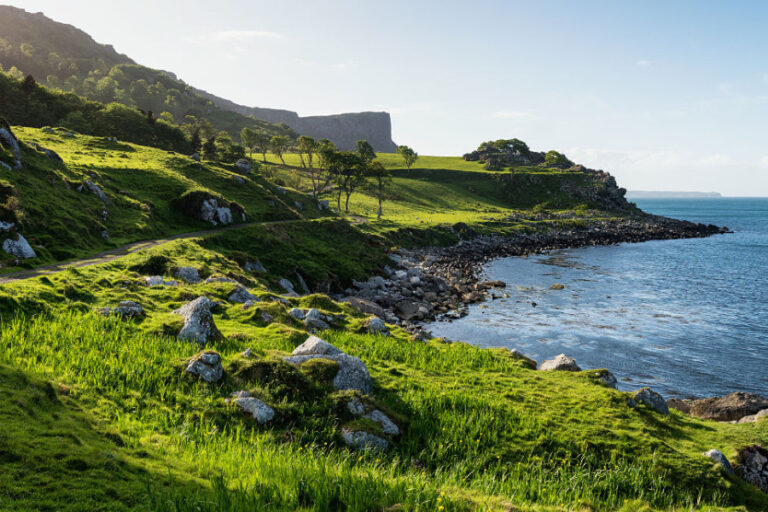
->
[356,139,376,164]
[270,135,289,165]
[240,127,259,160]
[254,131,271,162]
[544,150,571,168]
[202,136,217,161]
[396,145,418,171]
[21,74,36,95]
[324,149,365,213]
[190,126,202,153]
[367,161,392,219]
[296,136,324,196]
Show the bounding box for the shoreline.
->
[343,214,727,340]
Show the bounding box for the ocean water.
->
[430,198,768,398]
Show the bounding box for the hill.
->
[0,5,397,151]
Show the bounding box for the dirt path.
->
[0,219,300,285]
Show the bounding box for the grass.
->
[0,125,764,510]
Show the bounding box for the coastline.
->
[343,213,727,339]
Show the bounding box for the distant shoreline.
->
[627,191,721,199]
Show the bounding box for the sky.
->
[6,0,768,195]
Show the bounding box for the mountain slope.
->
[0,5,397,150]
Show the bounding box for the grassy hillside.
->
[0,124,765,511]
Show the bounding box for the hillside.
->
[0,5,397,151]
[0,110,764,511]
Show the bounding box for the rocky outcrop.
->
[173,297,222,346]
[228,286,256,304]
[185,351,224,383]
[540,354,581,372]
[0,123,22,170]
[172,191,244,226]
[702,449,734,475]
[284,335,373,394]
[736,446,768,492]
[175,267,201,284]
[687,392,768,422]
[234,159,251,173]
[347,399,400,436]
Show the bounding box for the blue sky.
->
[7,0,768,195]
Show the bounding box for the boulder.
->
[345,297,385,317]
[244,260,266,273]
[738,408,768,423]
[632,387,669,415]
[539,354,581,372]
[285,336,372,394]
[175,267,201,284]
[278,278,295,294]
[200,198,233,225]
[364,317,389,336]
[173,297,222,346]
[506,348,537,370]
[228,286,256,304]
[143,275,178,287]
[594,369,618,389]
[190,153,200,161]
[234,159,251,173]
[2,234,36,259]
[346,400,399,435]
[688,392,768,422]
[736,446,768,492]
[185,351,224,383]
[288,308,306,321]
[317,200,329,210]
[303,308,330,330]
[85,180,110,205]
[226,391,275,424]
[292,335,342,356]
[101,300,145,319]
[702,449,734,475]
[205,276,237,284]
[395,300,420,321]
[0,125,22,170]
[296,272,310,295]
[294,201,303,210]
[341,428,389,452]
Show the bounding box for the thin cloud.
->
[636,60,651,66]
[492,110,536,120]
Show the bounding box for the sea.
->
[430,198,768,398]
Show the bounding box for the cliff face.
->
[195,88,397,152]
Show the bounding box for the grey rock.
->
[2,234,36,259]
[285,353,372,394]
[341,428,388,451]
[175,267,201,284]
[294,200,303,210]
[276,186,287,195]
[244,260,266,273]
[205,276,237,284]
[227,391,275,424]
[0,221,15,231]
[288,308,306,320]
[143,275,165,287]
[632,387,670,415]
[173,296,222,346]
[395,300,420,320]
[291,335,342,356]
[199,198,233,225]
[278,278,295,294]
[102,300,144,319]
[0,126,22,170]
[185,351,224,383]
[296,272,310,295]
[347,399,366,415]
[702,449,734,474]
[344,297,385,317]
[85,180,110,205]
[688,392,768,422]
[243,348,253,358]
[595,369,618,389]
[364,317,389,335]
[260,312,273,324]
[738,408,768,423]
[41,126,53,134]
[667,398,692,415]
[317,200,329,210]
[233,176,245,185]
[235,158,251,173]
[190,152,200,161]
[0,161,11,171]
[539,354,581,372]
[228,286,256,304]
[364,409,400,435]
[304,308,330,331]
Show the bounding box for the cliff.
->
[193,87,398,152]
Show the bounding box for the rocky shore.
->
[341,214,727,338]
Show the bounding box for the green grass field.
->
[0,125,764,511]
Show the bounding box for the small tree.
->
[202,136,217,161]
[270,135,289,165]
[190,126,202,153]
[21,74,36,95]
[325,150,365,213]
[240,127,258,160]
[296,135,323,196]
[367,161,391,219]
[544,150,570,168]
[356,139,376,164]
[254,131,271,162]
[396,145,418,171]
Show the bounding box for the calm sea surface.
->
[430,198,768,398]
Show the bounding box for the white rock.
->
[228,391,275,424]
[364,409,400,435]
[2,234,36,259]
[173,296,221,346]
[539,354,581,371]
[205,276,237,284]
[702,449,734,474]
[292,335,342,356]
[279,278,295,294]
[632,387,670,415]
[143,276,164,287]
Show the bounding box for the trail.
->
[0,219,302,285]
